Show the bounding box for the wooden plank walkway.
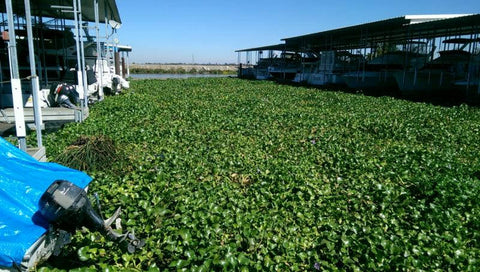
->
[27,146,47,162]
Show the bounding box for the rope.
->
[0,75,34,84]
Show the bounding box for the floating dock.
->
[1,107,83,124]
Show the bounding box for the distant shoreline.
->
[130,63,238,75]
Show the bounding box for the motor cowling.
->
[38,180,144,253]
[39,180,103,232]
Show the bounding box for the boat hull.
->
[299,72,345,86]
[269,71,298,81]
[342,71,399,95]
[393,70,467,99]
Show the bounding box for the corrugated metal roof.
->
[236,14,480,53]
[282,16,408,44]
[406,14,480,39]
[281,14,480,51]
[117,44,132,52]
[0,0,121,24]
[235,44,290,52]
[405,14,471,24]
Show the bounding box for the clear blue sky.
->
[115,0,480,64]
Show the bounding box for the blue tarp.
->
[0,138,92,268]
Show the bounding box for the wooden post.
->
[114,51,120,75]
[121,55,126,78]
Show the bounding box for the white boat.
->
[343,49,429,95]
[292,51,362,86]
[343,41,430,95]
[267,52,303,81]
[254,57,274,80]
[456,54,480,103]
[394,38,479,99]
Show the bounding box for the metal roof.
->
[282,16,409,47]
[235,14,476,52]
[236,14,480,53]
[0,0,121,24]
[116,44,132,52]
[405,14,480,39]
[281,14,479,51]
[404,14,472,24]
[235,43,294,52]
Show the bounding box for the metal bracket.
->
[0,109,10,123]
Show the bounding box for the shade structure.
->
[282,14,479,51]
[0,0,121,24]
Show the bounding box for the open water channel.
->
[130,74,235,79]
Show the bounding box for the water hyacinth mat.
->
[42,78,480,271]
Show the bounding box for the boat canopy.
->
[0,0,121,24]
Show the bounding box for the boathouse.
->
[237,14,480,104]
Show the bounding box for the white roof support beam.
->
[95,0,104,100]
[5,0,27,151]
[24,0,43,148]
[73,0,87,120]
[77,0,88,111]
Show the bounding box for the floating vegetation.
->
[45,78,480,271]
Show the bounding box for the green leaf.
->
[78,246,90,262]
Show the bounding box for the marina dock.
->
[1,107,83,124]
[236,14,480,104]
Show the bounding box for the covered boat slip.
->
[0,0,126,159]
[0,0,122,90]
[237,14,480,103]
[0,0,121,23]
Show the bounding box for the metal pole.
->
[73,0,84,120]
[5,0,27,151]
[39,16,48,86]
[24,0,43,148]
[33,16,44,85]
[104,0,111,76]
[94,0,104,100]
[282,44,286,80]
[78,0,88,109]
[105,16,110,75]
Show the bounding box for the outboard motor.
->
[39,180,145,253]
[49,83,80,109]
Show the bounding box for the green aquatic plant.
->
[43,78,480,271]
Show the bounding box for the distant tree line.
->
[132,62,237,66]
[130,67,237,75]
